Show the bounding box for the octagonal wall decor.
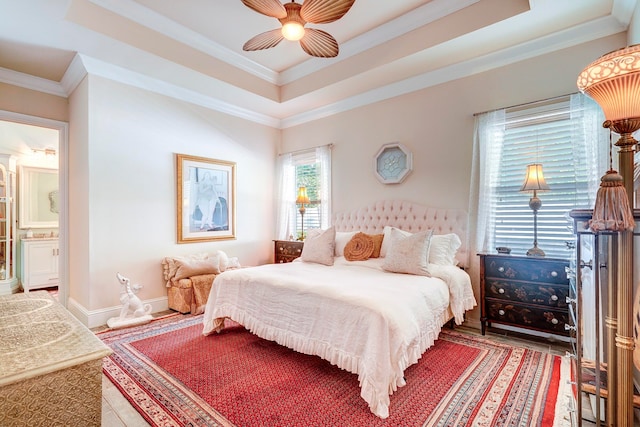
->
[374,143,413,184]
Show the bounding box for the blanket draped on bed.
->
[202,258,476,418]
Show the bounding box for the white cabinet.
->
[20,238,58,292]
[0,154,18,295]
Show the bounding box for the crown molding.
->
[280,15,626,128]
[76,54,282,128]
[278,0,479,85]
[612,0,638,27]
[89,0,279,84]
[0,67,66,97]
[0,12,627,130]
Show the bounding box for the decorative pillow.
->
[382,229,433,276]
[367,233,384,258]
[306,228,323,239]
[334,231,357,256]
[214,250,230,272]
[344,232,375,261]
[174,257,221,280]
[429,233,462,265]
[301,226,336,266]
[380,226,412,257]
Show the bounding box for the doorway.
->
[0,111,68,307]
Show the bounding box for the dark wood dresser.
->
[273,240,304,263]
[479,253,570,337]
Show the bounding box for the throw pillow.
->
[301,226,336,266]
[334,231,357,256]
[382,229,433,276]
[380,226,412,257]
[429,233,462,265]
[344,232,375,261]
[367,233,384,258]
[174,257,220,280]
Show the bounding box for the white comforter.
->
[202,257,476,418]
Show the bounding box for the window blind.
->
[491,96,599,259]
[294,153,323,233]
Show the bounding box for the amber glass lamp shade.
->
[577,44,640,122]
[296,186,310,205]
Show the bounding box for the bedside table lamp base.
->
[521,164,549,258]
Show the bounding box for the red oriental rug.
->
[98,313,573,427]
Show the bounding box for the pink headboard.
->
[332,200,469,268]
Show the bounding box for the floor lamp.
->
[296,186,310,241]
[578,44,640,427]
[520,163,550,257]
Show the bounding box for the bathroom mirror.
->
[18,165,59,229]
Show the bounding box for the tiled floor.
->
[97,319,581,426]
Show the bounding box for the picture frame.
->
[18,165,59,229]
[176,154,236,243]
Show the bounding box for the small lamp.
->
[296,186,310,240]
[577,44,640,225]
[520,163,550,257]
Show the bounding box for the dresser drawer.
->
[486,300,570,336]
[485,279,569,309]
[484,257,569,285]
[274,240,304,264]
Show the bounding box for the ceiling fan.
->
[241,0,356,58]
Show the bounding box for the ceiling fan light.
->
[281,21,305,41]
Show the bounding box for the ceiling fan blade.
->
[299,28,339,57]
[241,0,287,19]
[300,0,355,24]
[243,29,285,51]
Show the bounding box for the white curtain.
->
[570,93,609,202]
[316,145,332,229]
[276,153,296,240]
[469,109,505,254]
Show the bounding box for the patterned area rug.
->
[98,314,572,427]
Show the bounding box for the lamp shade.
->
[296,186,310,205]
[520,164,550,192]
[577,44,640,122]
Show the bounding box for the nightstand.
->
[273,240,304,263]
[479,253,570,337]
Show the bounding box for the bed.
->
[202,200,476,418]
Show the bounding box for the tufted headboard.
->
[332,200,469,268]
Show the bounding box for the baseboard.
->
[67,296,169,329]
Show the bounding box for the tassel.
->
[589,169,635,232]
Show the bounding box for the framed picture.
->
[176,154,236,243]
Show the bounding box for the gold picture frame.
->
[176,154,236,243]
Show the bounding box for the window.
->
[276,145,331,240]
[472,94,608,259]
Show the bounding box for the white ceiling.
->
[0,0,636,131]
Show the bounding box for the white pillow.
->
[380,226,412,258]
[429,233,462,265]
[301,226,336,266]
[382,229,433,276]
[334,231,357,256]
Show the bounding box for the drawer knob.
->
[498,266,505,273]
[498,288,505,294]
[551,318,559,325]
[551,271,558,278]
[498,309,505,316]
[551,295,558,301]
